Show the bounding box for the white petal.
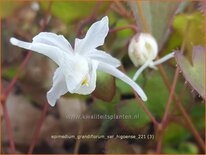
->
[88,49,121,67]
[75,60,98,94]
[75,16,109,55]
[10,37,66,65]
[133,60,151,81]
[33,32,73,53]
[47,68,68,107]
[97,62,147,101]
[61,54,90,93]
[152,52,175,66]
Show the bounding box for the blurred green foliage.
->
[117,99,150,128]
[164,12,204,58]
[1,1,205,154]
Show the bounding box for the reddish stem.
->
[28,102,49,154]
[156,67,180,153]
[133,90,159,127]
[156,126,164,154]
[162,67,179,125]
[3,2,52,97]
[4,52,32,97]
[158,65,205,152]
[2,103,16,154]
[2,2,52,154]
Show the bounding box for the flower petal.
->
[97,62,147,101]
[75,60,99,94]
[89,49,121,67]
[47,67,68,106]
[75,16,109,55]
[133,60,151,81]
[33,32,73,53]
[10,37,66,65]
[61,54,90,93]
[152,52,175,66]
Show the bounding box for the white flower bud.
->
[128,33,158,67]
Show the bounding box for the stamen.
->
[81,78,89,86]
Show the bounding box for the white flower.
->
[10,16,147,106]
[128,33,175,81]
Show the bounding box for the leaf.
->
[175,46,205,99]
[92,71,116,102]
[91,92,120,134]
[190,103,205,130]
[129,1,180,49]
[163,122,191,145]
[92,91,120,114]
[116,99,150,128]
[143,72,169,118]
[172,12,204,57]
[105,139,135,154]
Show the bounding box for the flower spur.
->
[10,16,147,106]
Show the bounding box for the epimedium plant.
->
[1,0,205,154]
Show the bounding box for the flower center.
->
[81,78,89,86]
[81,74,90,86]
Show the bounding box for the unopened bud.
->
[128,33,158,67]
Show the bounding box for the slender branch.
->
[162,68,179,125]
[157,18,205,152]
[2,102,16,154]
[28,102,49,154]
[4,52,32,97]
[109,25,138,33]
[158,65,205,152]
[161,20,189,126]
[156,67,179,154]
[133,90,159,127]
[156,126,164,154]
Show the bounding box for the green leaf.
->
[175,46,205,99]
[92,71,116,102]
[163,122,191,145]
[173,12,204,56]
[105,139,135,154]
[116,99,150,128]
[190,103,205,130]
[143,71,170,118]
[163,12,204,60]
